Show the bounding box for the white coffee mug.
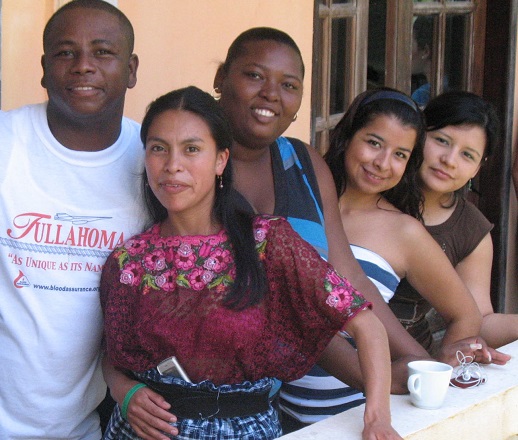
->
[407,360,453,409]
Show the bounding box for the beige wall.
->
[1,0,314,141]
[1,0,53,107]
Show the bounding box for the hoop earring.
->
[292,112,298,122]
[211,87,221,101]
[217,175,223,189]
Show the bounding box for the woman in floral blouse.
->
[100,86,401,440]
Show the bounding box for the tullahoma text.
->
[6,212,125,250]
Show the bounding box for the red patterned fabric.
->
[101,216,370,385]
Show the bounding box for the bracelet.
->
[121,383,147,420]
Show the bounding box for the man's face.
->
[41,7,137,121]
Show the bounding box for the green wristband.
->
[121,383,147,420]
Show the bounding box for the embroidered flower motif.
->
[253,221,270,258]
[254,228,267,242]
[117,219,273,296]
[326,287,353,312]
[327,270,343,286]
[143,249,166,271]
[175,244,196,270]
[125,239,148,256]
[178,243,193,257]
[326,294,339,308]
[120,262,145,286]
[188,268,215,290]
[324,269,355,312]
[149,233,164,247]
[208,248,232,273]
[199,242,212,258]
[120,270,134,286]
[203,257,218,271]
[155,268,178,292]
[201,270,215,284]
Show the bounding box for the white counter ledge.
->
[279,339,518,440]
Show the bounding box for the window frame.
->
[383,0,486,96]
[311,0,487,151]
[311,0,369,153]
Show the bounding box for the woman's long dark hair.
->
[423,91,500,204]
[324,87,426,219]
[141,86,266,309]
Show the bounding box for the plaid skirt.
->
[103,370,282,440]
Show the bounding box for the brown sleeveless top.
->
[389,197,493,351]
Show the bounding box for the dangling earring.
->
[292,112,298,122]
[468,178,473,191]
[211,87,221,101]
[217,175,223,189]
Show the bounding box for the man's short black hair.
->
[43,0,134,54]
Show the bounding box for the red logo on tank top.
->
[14,270,30,288]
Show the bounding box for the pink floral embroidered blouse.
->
[100,216,370,385]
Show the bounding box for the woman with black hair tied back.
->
[99,86,401,440]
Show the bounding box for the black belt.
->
[141,379,271,419]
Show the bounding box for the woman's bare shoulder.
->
[376,201,428,239]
